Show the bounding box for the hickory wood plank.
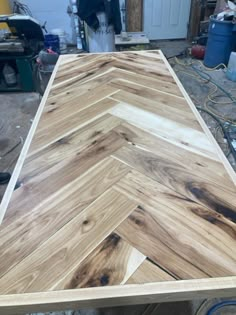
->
[113,170,236,241]
[108,68,183,97]
[48,69,114,99]
[0,158,130,278]
[3,131,125,225]
[116,203,236,279]
[1,277,236,315]
[110,53,171,77]
[112,123,235,190]
[109,60,175,83]
[109,103,218,160]
[31,98,118,154]
[52,55,115,87]
[41,84,118,128]
[126,259,175,284]
[0,189,138,294]
[112,146,236,218]
[58,233,146,290]
[108,80,190,112]
[21,114,121,180]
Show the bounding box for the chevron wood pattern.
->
[0,50,236,314]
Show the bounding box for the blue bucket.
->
[204,16,236,68]
[44,34,60,54]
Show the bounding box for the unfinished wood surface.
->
[126,0,143,32]
[0,50,236,313]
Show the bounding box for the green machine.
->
[0,14,44,92]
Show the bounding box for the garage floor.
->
[0,41,235,315]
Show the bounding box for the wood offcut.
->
[0,50,235,315]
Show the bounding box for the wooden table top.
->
[0,50,236,314]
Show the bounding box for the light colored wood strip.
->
[109,90,201,131]
[56,233,146,290]
[0,158,130,278]
[0,189,137,294]
[0,55,63,225]
[0,277,236,315]
[126,259,175,284]
[109,103,218,160]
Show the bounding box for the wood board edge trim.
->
[0,277,236,315]
[0,55,63,225]
[158,50,236,187]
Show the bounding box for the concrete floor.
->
[0,40,236,315]
[0,93,40,200]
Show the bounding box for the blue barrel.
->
[204,16,236,68]
[44,34,60,54]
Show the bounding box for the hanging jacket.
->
[77,0,122,34]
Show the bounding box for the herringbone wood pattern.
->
[0,51,235,297]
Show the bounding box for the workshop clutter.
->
[0,14,44,92]
[216,0,236,20]
[51,29,68,54]
[204,14,236,67]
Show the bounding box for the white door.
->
[144,0,191,40]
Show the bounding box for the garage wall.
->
[11,0,75,43]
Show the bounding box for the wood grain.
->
[0,50,235,313]
[60,233,146,290]
[126,0,143,32]
[0,190,137,294]
[127,259,175,284]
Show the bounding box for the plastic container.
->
[3,64,17,87]
[204,15,236,68]
[88,12,115,53]
[226,52,236,81]
[51,29,67,54]
[44,34,60,54]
